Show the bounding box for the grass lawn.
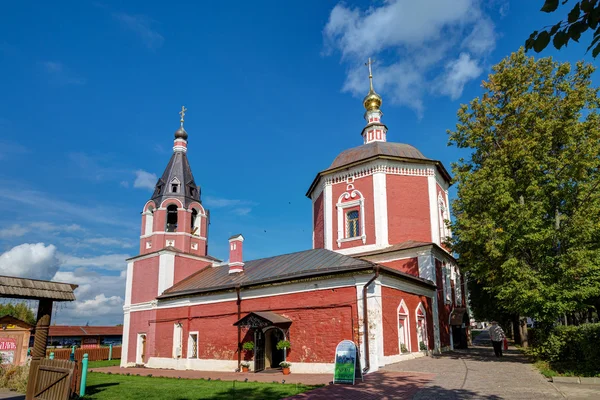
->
[85,372,318,400]
[88,360,121,368]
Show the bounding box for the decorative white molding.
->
[372,172,389,247]
[428,175,440,245]
[124,262,134,307]
[158,254,175,296]
[325,159,435,187]
[397,299,411,353]
[379,275,436,298]
[191,243,198,250]
[140,231,207,240]
[336,190,366,247]
[129,250,215,264]
[120,311,131,367]
[335,243,389,256]
[324,184,333,250]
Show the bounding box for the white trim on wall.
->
[324,184,333,250]
[428,175,440,245]
[120,311,131,367]
[372,172,389,247]
[336,190,366,247]
[157,254,175,296]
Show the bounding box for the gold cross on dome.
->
[365,58,374,91]
[179,106,187,125]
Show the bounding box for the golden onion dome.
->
[363,89,382,111]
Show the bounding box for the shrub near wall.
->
[529,323,600,376]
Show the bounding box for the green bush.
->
[528,323,600,376]
[0,364,29,393]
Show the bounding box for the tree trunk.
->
[519,318,528,348]
[512,315,522,345]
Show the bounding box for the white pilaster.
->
[158,253,175,296]
[372,172,389,247]
[324,184,333,250]
[120,310,131,367]
[432,293,442,354]
[427,175,440,245]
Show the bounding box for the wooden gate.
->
[26,359,75,400]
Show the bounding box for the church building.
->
[121,65,468,374]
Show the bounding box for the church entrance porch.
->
[234,311,291,373]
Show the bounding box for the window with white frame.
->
[397,300,410,353]
[336,190,366,247]
[173,323,183,358]
[346,210,360,238]
[442,265,451,304]
[188,332,198,359]
[455,273,463,306]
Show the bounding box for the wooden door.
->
[254,330,265,373]
[28,359,75,400]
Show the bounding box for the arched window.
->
[398,300,410,353]
[144,206,154,235]
[166,205,178,232]
[346,210,360,238]
[191,209,200,235]
[415,303,428,351]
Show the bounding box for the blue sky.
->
[0,0,596,325]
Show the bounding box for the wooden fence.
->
[45,346,121,361]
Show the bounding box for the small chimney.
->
[228,234,245,274]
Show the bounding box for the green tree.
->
[448,49,600,335]
[526,0,600,57]
[0,302,36,325]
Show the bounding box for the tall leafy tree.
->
[526,0,600,57]
[0,302,36,325]
[449,49,600,327]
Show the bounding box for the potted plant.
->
[240,361,250,373]
[419,341,427,351]
[400,344,408,353]
[276,340,290,351]
[242,341,255,352]
[279,361,291,375]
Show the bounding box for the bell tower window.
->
[166,204,178,232]
[191,209,200,235]
[346,210,360,238]
[170,178,180,194]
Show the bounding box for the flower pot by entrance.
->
[282,367,290,375]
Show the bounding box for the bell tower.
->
[139,106,209,257]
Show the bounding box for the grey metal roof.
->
[0,275,77,301]
[328,142,429,170]
[234,311,292,327]
[150,150,201,208]
[160,248,375,298]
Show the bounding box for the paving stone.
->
[579,377,600,385]
[552,376,580,384]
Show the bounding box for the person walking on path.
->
[489,321,506,357]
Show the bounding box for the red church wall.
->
[131,257,159,304]
[381,286,434,356]
[436,259,452,348]
[386,175,431,244]
[173,256,211,285]
[331,176,375,250]
[127,309,156,363]
[379,257,419,277]
[150,286,359,364]
[313,193,324,249]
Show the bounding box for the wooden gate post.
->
[26,299,53,400]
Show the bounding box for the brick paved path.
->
[285,371,434,400]
[385,342,563,399]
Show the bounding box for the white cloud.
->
[134,170,157,190]
[113,12,164,50]
[323,0,496,115]
[437,53,483,100]
[0,224,29,239]
[204,196,256,216]
[41,61,86,85]
[83,237,135,248]
[53,269,126,325]
[30,222,84,232]
[57,253,129,271]
[0,243,59,280]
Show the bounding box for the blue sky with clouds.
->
[0,0,595,325]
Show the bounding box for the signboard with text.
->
[333,340,363,385]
